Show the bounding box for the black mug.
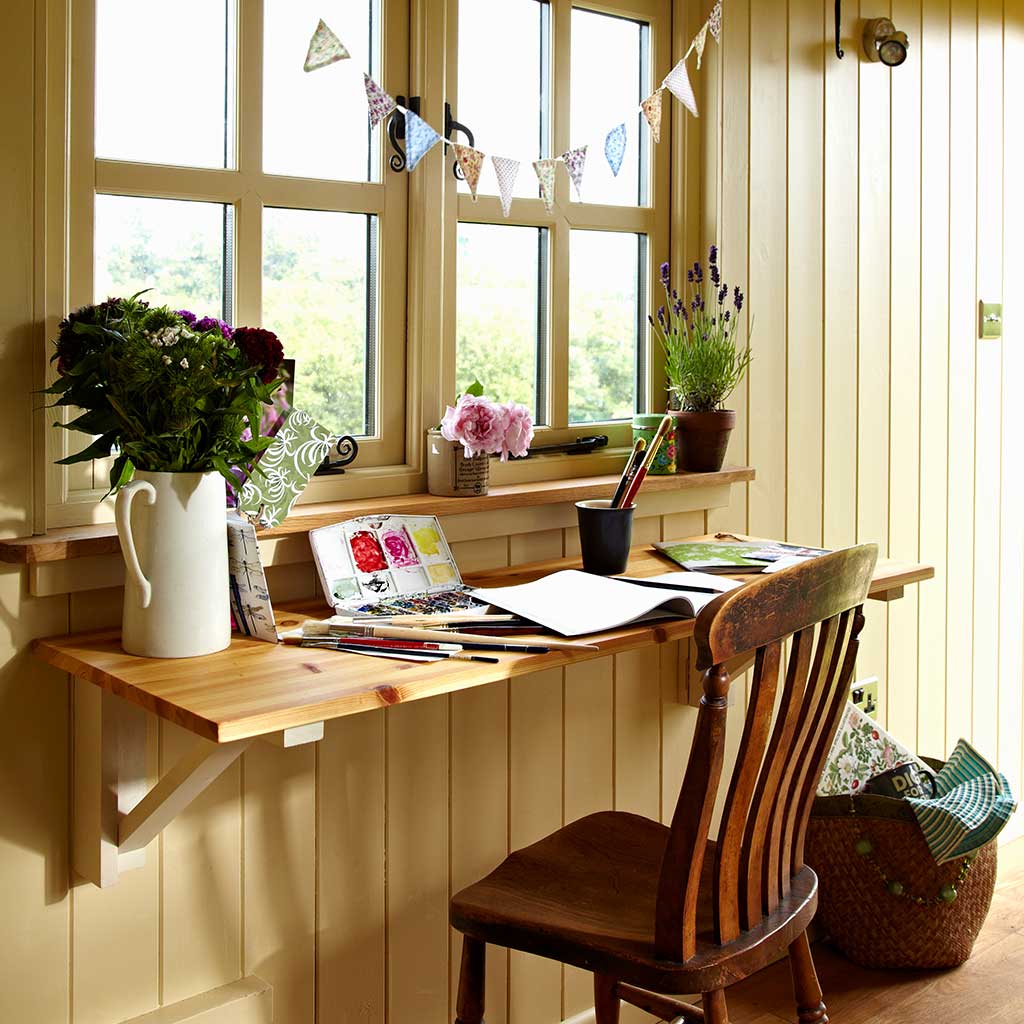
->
[576,499,635,576]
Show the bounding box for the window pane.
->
[458,0,547,199]
[457,224,545,418]
[262,209,372,437]
[95,0,231,168]
[570,8,647,206]
[94,195,227,315]
[569,230,643,423]
[264,0,376,181]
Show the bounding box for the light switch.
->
[980,302,1002,339]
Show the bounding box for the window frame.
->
[441,0,671,484]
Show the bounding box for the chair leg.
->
[455,936,486,1024]
[702,988,730,1024]
[788,930,829,1024]
[594,973,620,1024]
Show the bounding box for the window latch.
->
[387,97,475,182]
[517,435,610,459]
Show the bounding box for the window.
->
[450,0,669,453]
[52,0,407,520]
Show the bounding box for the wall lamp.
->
[862,17,910,66]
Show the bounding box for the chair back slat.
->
[738,624,814,930]
[656,544,878,959]
[713,641,782,944]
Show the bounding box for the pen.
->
[610,437,647,509]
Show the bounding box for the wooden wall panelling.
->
[786,0,825,550]
[746,0,787,542]
[562,657,613,1019]
[613,647,661,822]
[944,0,978,751]
[970,0,1003,761]
[0,568,69,1024]
[386,696,451,1023]
[510,529,563,567]
[242,741,316,1024]
[450,684,510,1024]
[450,537,513,574]
[886,0,924,749]
[916,0,951,759]
[508,667,563,1024]
[999,6,1024,841]
[317,710,387,1022]
[855,5,892,728]
[117,977,272,1024]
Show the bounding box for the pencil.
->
[610,437,647,508]
[614,577,722,596]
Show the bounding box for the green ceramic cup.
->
[632,414,676,475]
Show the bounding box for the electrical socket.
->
[850,676,880,719]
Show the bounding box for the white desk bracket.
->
[73,681,322,887]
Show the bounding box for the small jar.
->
[426,430,490,497]
[632,414,676,474]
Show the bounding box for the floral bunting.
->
[641,88,664,143]
[663,59,698,118]
[604,123,627,176]
[561,145,587,201]
[404,109,442,171]
[364,74,397,129]
[691,21,709,69]
[491,156,520,217]
[533,158,558,213]
[708,0,723,42]
[453,144,485,199]
[303,19,350,72]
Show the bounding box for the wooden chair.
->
[450,544,878,1024]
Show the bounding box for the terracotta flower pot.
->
[669,409,736,473]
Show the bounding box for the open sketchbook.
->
[470,571,742,638]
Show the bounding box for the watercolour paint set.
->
[309,514,486,616]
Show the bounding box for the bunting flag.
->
[691,21,710,69]
[404,109,442,171]
[533,158,558,213]
[492,156,520,217]
[663,59,698,118]
[708,0,723,43]
[364,74,397,129]
[561,145,587,201]
[641,88,664,143]
[303,19,350,72]
[453,144,485,199]
[604,123,627,176]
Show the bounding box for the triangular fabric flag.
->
[604,123,627,176]
[364,74,397,129]
[708,0,723,43]
[453,143,485,200]
[403,109,441,171]
[303,19,350,71]
[663,59,699,118]
[491,156,520,217]
[691,21,709,69]
[560,145,587,201]
[641,88,664,143]
[533,158,557,214]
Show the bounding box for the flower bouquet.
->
[428,382,534,497]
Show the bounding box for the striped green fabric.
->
[906,739,1018,864]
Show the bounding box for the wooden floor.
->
[713,838,1024,1024]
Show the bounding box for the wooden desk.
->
[34,542,932,887]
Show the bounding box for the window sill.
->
[6,466,755,565]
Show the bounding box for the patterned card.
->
[226,516,277,643]
[237,409,333,528]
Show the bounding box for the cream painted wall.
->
[0,1,1021,1023]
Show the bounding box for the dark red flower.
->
[233,327,284,383]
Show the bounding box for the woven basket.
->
[806,758,997,969]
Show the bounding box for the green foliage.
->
[45,295,283,492]
[652,249,752,413]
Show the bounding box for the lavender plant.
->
[649,246,752,413]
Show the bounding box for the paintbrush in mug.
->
[610,437,647,508]
[301,620,600,652]
[619,414,672,509]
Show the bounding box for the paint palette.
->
[310,515,473,614]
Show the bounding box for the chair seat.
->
[451,811,818,993]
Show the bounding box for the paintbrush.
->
[299,621,600,652]
[346,613,519,626]
[295,639,499,664]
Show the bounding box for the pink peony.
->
[497,401,534,461]
[440,393,507,458]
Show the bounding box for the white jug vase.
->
[115,470,231,658]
